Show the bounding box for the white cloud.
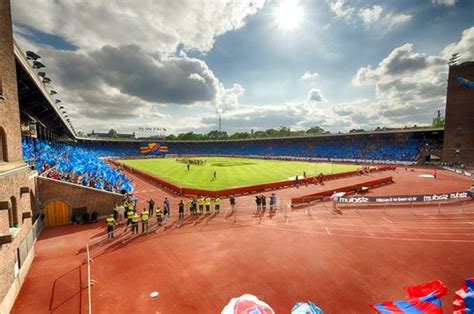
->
[328,1,411,31]
[442,26,474,61]
[300,71,319,81]
[328,0,355,22]
[358,5,383,25]
[12,0,266,53]
[432,0,457,6]
[307,88,325,102]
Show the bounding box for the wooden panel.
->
[43,200,70,228]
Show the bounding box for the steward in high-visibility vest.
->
[131,213,139,234]
[215,197,221,212]
[198,197,205,214]
[188,199,194,216]
[106,215,115,238]
[156,208,163,226]
[141,209,149,233]
[205,197,211,213]
[125,209,134,231]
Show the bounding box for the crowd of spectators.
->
[75,136,424,162]
[22,138,133,193]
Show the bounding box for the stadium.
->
[1,1,473,313]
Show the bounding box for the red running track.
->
[11,168,474,313]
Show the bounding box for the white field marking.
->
[289,217,474,228]
[286,222,474,236]
[284,219,474,231]
[325,227,330,235]
[254,224,474,243]
[383,217,393,223]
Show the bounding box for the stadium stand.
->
[73,131,434,162]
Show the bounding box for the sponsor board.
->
[338,191,471,203]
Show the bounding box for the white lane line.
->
[383,217,393,223]
[254,224,474,243]
[325,227,330,235]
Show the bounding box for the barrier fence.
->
[16,216,43,276]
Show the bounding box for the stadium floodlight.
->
[55,99,61,103]
[26,51,41,60]
[50,90,58,95]
[42,77,52,84]
[38,71,46,78]
[32,61,45,69]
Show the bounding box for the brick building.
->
[442,61,474,166]
[0,1,39,313]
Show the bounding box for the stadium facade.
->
[442,61,474,166]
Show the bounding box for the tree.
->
[306,126,325,134]
[166,134,177,140]
[432,116,445,128]
[108,128,119,139]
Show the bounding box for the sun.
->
[274,0,304,30]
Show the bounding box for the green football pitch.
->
[119,157,358,190]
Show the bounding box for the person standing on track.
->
[106,214,115,238]
[178,200,185,219]
[229,195,236,212]
[164,197,170,218]
[215,196,221,212]
[156,207,163,226]
[131,212,139,234]
[147,198,155,217]
[261,195,267,214]
[198,196,204,214]
[141,208,149,233]
[188,198,194,217]
[192,197,197,216]
[269,193,277,212]
[125,207,134,231]
[117,202,125,225]
[255,195,262,214]
[205,196,211,213]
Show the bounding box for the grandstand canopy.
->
[14,42,76,140]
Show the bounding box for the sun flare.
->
[274,0,304,30]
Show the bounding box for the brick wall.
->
[0,169,36,311]
[443,62,474,166]
[0,0,23,162]
[0,1,38,312]
[37,177,123,219]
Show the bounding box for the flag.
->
[139,143,160,154]
[159,146,169,152]
[453,277,474,314]
[371,280,447,314]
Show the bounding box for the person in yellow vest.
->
[141,208,149,233]
[125,207,134,231]
[156,207,163,226]
[188,199,194,217]
[131,212,139,234]
[215,197,221,212]
[106,214,115,238]
[205,196,211,213]
[198,196,204,215]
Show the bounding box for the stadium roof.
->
[14,41,76,139]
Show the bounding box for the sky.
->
[11,0,474,136]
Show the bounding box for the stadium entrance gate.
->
[43,200,70,227]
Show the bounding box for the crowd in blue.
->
[22,138,133,193]
[80,137,422,161]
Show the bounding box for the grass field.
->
[119,157,358,190]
